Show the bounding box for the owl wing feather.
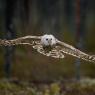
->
[0,36,41,46]
[56,39,95,63]
[33,44,65,58]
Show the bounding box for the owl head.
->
[41,34,56,46]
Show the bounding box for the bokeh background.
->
[0,0,95,82]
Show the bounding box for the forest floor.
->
[0,78,95,95]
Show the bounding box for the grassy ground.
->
[0,78,95,95]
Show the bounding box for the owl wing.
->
[55,39,95,63]
[33,44,65,58]
[0,36,41,46]
[0,35,64,58]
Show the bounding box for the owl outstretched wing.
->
[0,36,41,46]
[0,35,64,58]
[55,39,95,63]
[32,37,95,62]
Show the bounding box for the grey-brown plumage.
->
[0,34,95,63]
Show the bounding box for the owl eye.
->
[46,38,48,41]
[50,38,52,40]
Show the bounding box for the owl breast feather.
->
[43,45,54,53]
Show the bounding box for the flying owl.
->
[0,34,95,63]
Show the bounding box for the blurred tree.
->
[24,0,29,22]
[4,0,16,78]
[75,0,88,80]
[64,0,75,33]
[64,0,72,22]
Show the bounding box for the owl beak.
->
[48,39,52,45]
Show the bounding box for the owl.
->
[0,34,95,63]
